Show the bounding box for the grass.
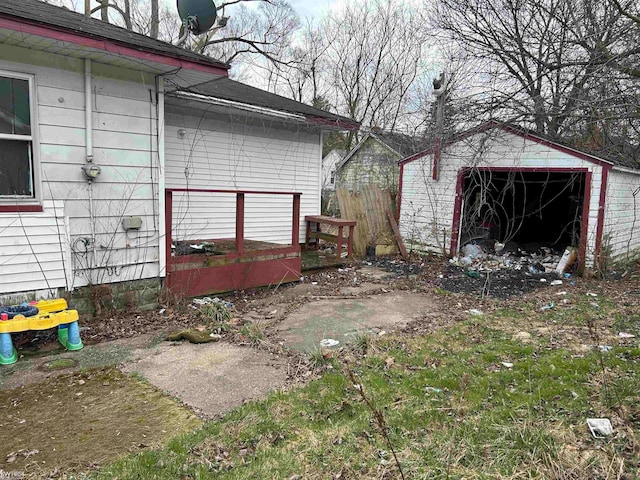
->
[92,301,640,479]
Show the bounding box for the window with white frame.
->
[0,73,35,199]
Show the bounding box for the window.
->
[330,170,336,185]
[0,73,36,201]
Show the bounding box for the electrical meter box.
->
[122,216,142,231]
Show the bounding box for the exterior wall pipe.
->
[85,59,93,162]
[85,59,97,277]
[157,76,166,277]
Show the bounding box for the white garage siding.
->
[164,108,322,246]
[399,129,605,265]
[0,45,160,296]
[602,168,640,260]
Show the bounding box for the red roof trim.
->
[399,121,613,168]
[0,15,229,76]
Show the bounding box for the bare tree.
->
[40,0,300,66]
[429,0,640,163]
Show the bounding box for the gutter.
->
[171,91,308,122]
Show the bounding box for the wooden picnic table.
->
[304,215,356,259]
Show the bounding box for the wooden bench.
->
[305,215,357,259]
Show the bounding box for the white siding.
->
[603,169,640,260]
[165,110,321,245]
[0,45,160,295]
[0,201,70,296]
[399,129,604,265]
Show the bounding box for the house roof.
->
[372,131,432,158]
[336,130,430,171]
[400,121,639,171]
[179,79,360,130]
[0,0,229,73]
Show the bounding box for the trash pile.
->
[173,240,221,256]
[439,243,578,298]
[451,243,577,275]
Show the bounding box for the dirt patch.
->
[0,368,200,478]
[0,334,159,391]
[439,263,561,298]
[122,342,289,418]
[276,291,437,352]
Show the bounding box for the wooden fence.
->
[336,186,397,257]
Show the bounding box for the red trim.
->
[594,166,610,264]
[235,193,245,254]
[449,170,465,256]
[449,167,592,263]
[399,121,614,169]
[166,188,302,196]
[0,204,43,213]
[463,166,589,173]
[292,194,301,246]
[165,190,173,277]
[396,163,404,220]
[0,16,229,76]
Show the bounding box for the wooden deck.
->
[164,189,302,297]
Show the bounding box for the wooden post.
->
[305,219,311,250]
[386,210,409,260]
[337,225,344,259]
[165,190,172,279]
[292,194,300,248]
[85,0,91,16]
[236,193,245,254]
[347,226,354,258]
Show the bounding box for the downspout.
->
[85,59,93,162]
[85,59,97,280]
[157,76,166,278]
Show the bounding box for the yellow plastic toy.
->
[0,299,82,365]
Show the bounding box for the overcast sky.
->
[287,0,337,19]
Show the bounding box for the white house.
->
[398,122,640,270]
[321,149,345,191]
[0,0,357,307]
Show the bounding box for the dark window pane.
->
[0,76,31,135]
[0,139,33,197]
[0,77,12,134]
[12,79,31,136]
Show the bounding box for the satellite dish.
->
[177,0,218,36]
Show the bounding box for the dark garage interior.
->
[460,170,586,252]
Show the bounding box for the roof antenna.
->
[175,0,223,46]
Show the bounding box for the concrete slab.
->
[276,292,436,352]
[121,342,288,418]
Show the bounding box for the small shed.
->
[398,122,640,269]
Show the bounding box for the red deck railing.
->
[165,188,302,266]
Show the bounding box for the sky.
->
[287,0,339,19]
